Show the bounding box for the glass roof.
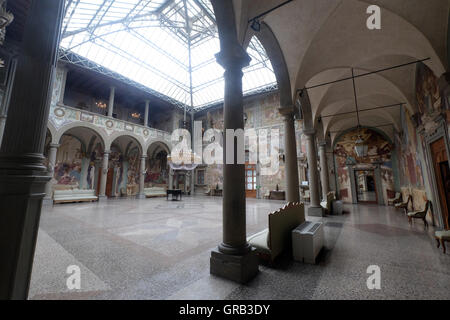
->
[60,0,277,110]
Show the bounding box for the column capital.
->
[103,150,111,155]
[215,45,250,71]
[49,143,60,149]
[141,155,147,160]
[303,129,316,136]
[318,141,327,148]
[279,106,295,118]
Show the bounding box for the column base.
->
[42,197,53,206]
[136,193,146,199]
[210,247,259,284]
[98,195,108,202]
[308,206,325,217]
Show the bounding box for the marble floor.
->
[29,196,450,300]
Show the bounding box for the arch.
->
[332,125,394,150]
[243,22,293,108]
[293,0,446,99]
[47,122,58,144]
[308,65,417,126]
[146,140,171,157]
[55,122,107,149]
[107,132,144,154]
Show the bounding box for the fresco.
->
[145,150,169,186]
[334,128,394,203]
[54,136,84,187]
[396,107,424,188]
[416,62,442,119]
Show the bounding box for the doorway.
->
[431,138,450,229]
[355,170,378,204]
[245,163,257,198]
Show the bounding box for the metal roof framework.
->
[60,0,277,111]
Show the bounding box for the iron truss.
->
[58,48,191,111]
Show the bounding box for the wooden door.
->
[105,168,114,197]
[245,164,257,198]
[96,169,102,196]
[431,138,450,229]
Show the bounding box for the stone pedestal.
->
[210,248,259,284]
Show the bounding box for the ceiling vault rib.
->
[300,58,431,93]
[320,103,405,119]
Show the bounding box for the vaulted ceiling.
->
[234,0,449,143]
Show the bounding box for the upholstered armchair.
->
[395,195,413,215]
[388,192,402,206]
[407,200,432,228]
[435,230,450,254]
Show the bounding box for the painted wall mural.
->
[334,128,395,204]
[54,135,84,188]
[145,150,169,186]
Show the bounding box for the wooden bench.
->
[247,202,305,263]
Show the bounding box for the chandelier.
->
[167,149,201,171]
[354,132,368,158]
[95,101,107,109]
[131,112,141,119]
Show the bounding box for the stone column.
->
[169,168,174,189]
[108,86,115,118]
[144,100,150,127]
[137,155,147,199]
[58,67,68,105]
[0,0,64,300]
[99,151,110,200]
[304,129,324,216]
[0,115,6,147]
[209,37,258,283]
[318,141,330,199]
[280,110,300,203]
[43,144,60,205]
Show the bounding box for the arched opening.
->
[53,126,105,193]
[145,141,170,189]
[108,135,142,198]
[333,127,395,206]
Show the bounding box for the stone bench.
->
[53,189,98,204]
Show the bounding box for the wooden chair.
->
[407,200,432,228]
[395,195,413,215]
[435,230,450,254]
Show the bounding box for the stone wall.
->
[195,92,307,198]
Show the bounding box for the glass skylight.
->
[60,0,277,109]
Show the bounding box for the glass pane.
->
[60,1,276,109]
[247,170,252,175]
[253,177,256,182]
[247,177,252,183]
[247,184,252,190]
